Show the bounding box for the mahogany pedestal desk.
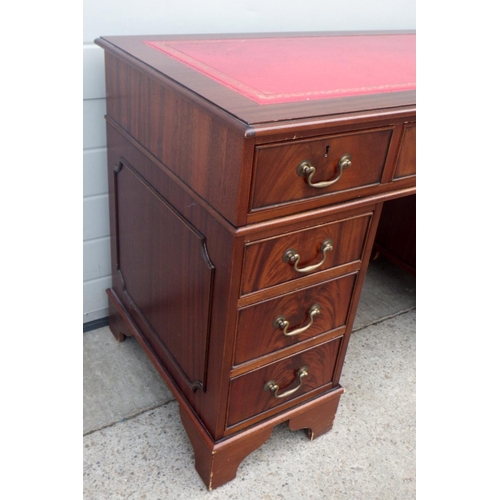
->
[95,32,416,490]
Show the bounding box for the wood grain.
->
[241,212,372,294]
[235,273,356,365]
[394,122,416,179]
[252,128,392,209]
[114,162,214,391]
[106,125,244,439]
[227,338,341,427]
[103,52,254,226]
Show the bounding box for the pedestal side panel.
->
[114,162,214,392]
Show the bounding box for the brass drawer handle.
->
[264,366,309,399]
[297,153,352,189]
[282,239,333,273]
[273,304,321,337]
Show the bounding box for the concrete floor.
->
[83,256,416,499]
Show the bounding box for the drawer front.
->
[227,338,341,427]
[252,128,392,210]
[235,274,356,365]
[394,123,416,179]
[241,212,372,295]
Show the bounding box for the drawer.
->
[251,128,392,210]
[235,274,357,365]
[394,123,416,179]
[227,338,342,428]
[241,211,372,295]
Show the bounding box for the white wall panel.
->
[83,99,107,150]
[83,238,112,282]
[83,276,112,323]
[83,45,106,100]
[83,148,108,197]
[83,195,110,241]
[83,0,416,43]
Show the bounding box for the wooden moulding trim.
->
[249,181,384,218]
[106,288,214,439]
[96,37,253,134]
[237,269,359,310]
[229,327,346,377]
[238,186,416,236]
[243,207,375,245]
[251,106,416,142]
[246,177,416,224]
[238,261,362,307]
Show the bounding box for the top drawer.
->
[394,123,416,179]
[251,128,392,210]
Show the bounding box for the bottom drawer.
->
[227,337,342,428]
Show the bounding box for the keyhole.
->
[324,146,330,157]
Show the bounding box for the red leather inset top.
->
[145,35,416,105]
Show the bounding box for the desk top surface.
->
[97,32,416,124]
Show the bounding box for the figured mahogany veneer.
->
[228,338,342,428]
[234,273,356,366]
[394,123,417,179]
[252,128,392,210]
[114,162,215,391]
[241,212,372,295]
[95,31,416,491]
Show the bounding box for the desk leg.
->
[180,387,344,490]
[107,289,134,342]
[179,405,274,491]
[288,389,343,440]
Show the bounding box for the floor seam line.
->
[352,307,416,333]
[83,398,178,436]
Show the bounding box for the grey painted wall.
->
[82,0,416,323]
